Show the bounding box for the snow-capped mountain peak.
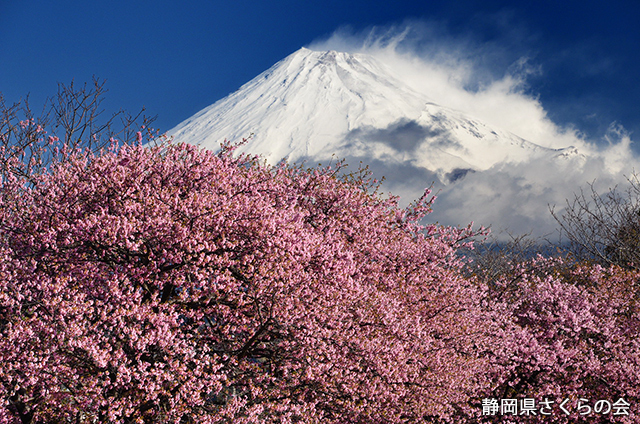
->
[169,48,566,180]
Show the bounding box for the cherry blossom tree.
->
[479,258,640,423]
[0,112,490,422]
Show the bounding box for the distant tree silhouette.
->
[552,173,640,270]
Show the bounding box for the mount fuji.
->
[166,47,597,237]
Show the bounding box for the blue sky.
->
[1,0,639,150]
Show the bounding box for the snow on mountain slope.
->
[170,48,579,181]
[170,48,430,159]
[166,47,609,237]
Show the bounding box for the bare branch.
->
[551,173,640,269]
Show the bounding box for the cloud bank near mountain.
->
[307,22,638,238]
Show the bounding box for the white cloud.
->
[310,23,583,150]
[307,22,640,239]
